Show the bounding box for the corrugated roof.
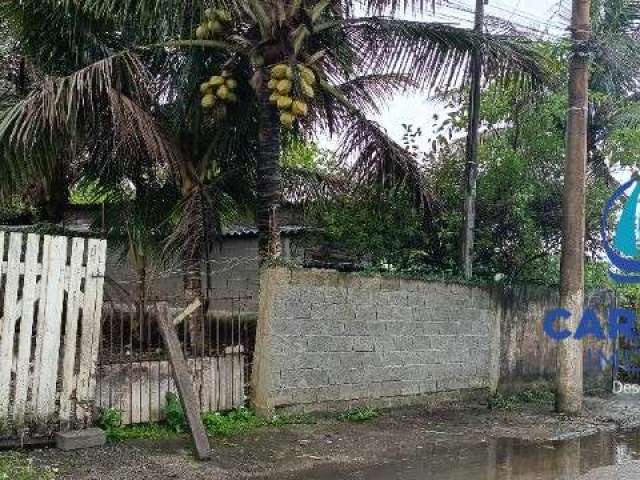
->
[221,224,309,237]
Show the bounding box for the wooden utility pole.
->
[461,0,486,280]
[557,0,591,415]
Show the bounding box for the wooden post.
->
[461,0,487,280]
[156,302,211,460]
[557,0,591,415]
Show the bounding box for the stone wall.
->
[252,267,615,415]
[252,267,501,415]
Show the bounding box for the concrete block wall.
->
[252,267,501,414]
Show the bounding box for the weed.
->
[202,407,265,436]
[97,407,180,442]
[0,452,57,480]
[97,407,124,442]
[488,387,555,410]
[109,423,180,441]
[270,412,314,427]
[339,407,380,422]
[163,392,186,433]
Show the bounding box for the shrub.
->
[163,392,186,433]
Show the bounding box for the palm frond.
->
[339,112,433,216]
[0,52,180,186]
[282,165,348,205]
[339,18,549,90]
[347,0,438,15]
[0,0,122,74]
[336,73,415,115]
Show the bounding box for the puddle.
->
[294,431,640,480]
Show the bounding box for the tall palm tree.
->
[582,0,640,182]
[175,0,547,260]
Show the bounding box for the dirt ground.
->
[18,395,640,480]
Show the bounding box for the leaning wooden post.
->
[156,301,211,460]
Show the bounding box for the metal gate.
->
[96,289,254,425]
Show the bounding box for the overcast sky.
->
[370,0,570,151]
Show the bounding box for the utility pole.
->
[557,0,591,415]
[461,0,486,280]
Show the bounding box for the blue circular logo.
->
[602,177,640,283]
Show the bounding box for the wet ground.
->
[17,397,640,479]
[285,431,640,480]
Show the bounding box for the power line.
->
[441,0,567,37]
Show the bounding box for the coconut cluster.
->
[195,7,232,39]
[200,70,238,110]
[268,63,316,128]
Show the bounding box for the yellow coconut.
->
[271,64,290,80]
[201,94,216,108]
[291,100,308,117]
[280,112,295,128]
[199,82,212,94]
[300,67,316,86]
[301,82,315,99]
[276,79,292,95]
[277,96,293,110]
[225,78,238,90]
[267,79,278,89]
[269,92,280,104]
[209,75,225,87]
[216,85,230,100]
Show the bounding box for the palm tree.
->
[0,0,546,271]
[0,1,256,351]
[582,0,640,183]
[175,0,547,261]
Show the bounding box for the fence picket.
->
[0,233,23,417]
[59,238,86,426]
[13,234,40,425]
[30,235,51,411]
[34,236,68,420]
[76,239,107,423]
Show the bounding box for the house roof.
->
[221,224,309,238]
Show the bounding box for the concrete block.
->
[56,428,106,451]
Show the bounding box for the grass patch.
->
[488,387,555,410]
[0,452,57,480]
[203,408,314,437]
[338,407,380,422]
[107,423,181,442]
[99,403,316,441]
[97,407,181,442]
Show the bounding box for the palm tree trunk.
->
[184,246,205,355]
[180,175,206,356]
[256,81,282,262]
[134,258,147,334]
[557,0,590,415]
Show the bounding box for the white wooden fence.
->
[97,351,245,425]
[0,231,107,431]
